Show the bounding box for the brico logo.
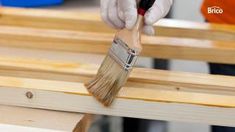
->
[208,6,223,14]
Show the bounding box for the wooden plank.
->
[0,124,62,132]
[0,7,112,33]
[156,19,235,41]
[0,55,235,96]
[0,75,235,126]
[0,25,235,64]
[0,105,88,132]
[0,7,234,41]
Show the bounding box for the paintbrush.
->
[85,0,156,106]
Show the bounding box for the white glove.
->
[100,0,173,35]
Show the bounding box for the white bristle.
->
[85,55,129,106]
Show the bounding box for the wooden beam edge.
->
[0,76,235,126]
[0,105,87,132]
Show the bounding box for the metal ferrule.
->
[108,38,139,71]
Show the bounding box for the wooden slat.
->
[0,105,89,132]
[156,19,235,41]
[0,75,235,126]
[0,55,235,96]
[0,7,234,41]
[0,25,235,64]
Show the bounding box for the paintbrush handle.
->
[138,0,156,16]
[115,0,156,52]
[130,0,156,51]
[135,0,156,30]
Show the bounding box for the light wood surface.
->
[0,105,88,132]
[1,7,235,127]
[0,75,235,126]
[0,55,235,96]
[0,7,234,41]
[0,25,235,64]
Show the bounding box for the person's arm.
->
[100,0,173,35]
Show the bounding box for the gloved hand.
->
[100,0,173,35]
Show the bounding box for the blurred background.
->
[0,0,215,132]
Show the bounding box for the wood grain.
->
[0,75,235,126]
[0,7,234,41]
[0,25,235,64]
[0,55,235,96]
[1,7,235,127]
[0,105,88,132]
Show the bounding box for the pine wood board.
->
[0,7,234,41]
[0,25,235,64]
[0,55,235,96]
[0,75,235,126]
[0,105,89,132]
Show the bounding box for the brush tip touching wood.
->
[85,0,156,106]
[85,55,129,106]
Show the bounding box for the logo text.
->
[208,6,223,14]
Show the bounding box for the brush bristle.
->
[85,55,129,106]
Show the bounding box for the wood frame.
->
[0,7,235,127]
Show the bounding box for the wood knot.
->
[176,87,180,91]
